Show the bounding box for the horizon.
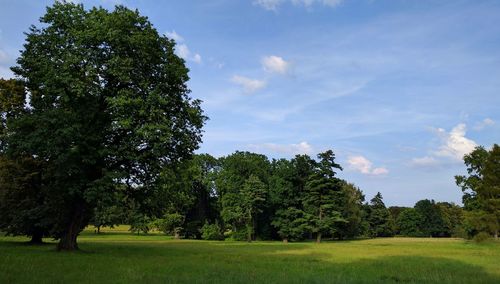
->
[1,0,499,206]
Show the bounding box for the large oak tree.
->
[1,2,206,250]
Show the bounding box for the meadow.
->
[0,227,499,284]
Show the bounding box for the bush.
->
[200,222,223,240]
[151,213,185,238]
[473,232,490,243]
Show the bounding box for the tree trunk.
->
[57,202,85,251]
[316,232,322,243]
[283,238,288,244]
[495,230,498,240]
[316,206,323,243]
[97,225,101,234]
[29,231,43,244]
[174,231,180,239]
[247,223,252,243]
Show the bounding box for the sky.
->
[1,0,499,206]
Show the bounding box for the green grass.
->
[1,228,499,283]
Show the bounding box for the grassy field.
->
[0,227,499,283]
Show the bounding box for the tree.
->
[456,145,500,239]
[268,155,315,242]
[183,154,220,238]
[480,144,500,239]
[334,181,366,239]
[217,151,270,240]
[413,199,447,237]
[367,192,393,237]
[4,2,206,250]
[436,202,464,237]
[396,208,422,237]
[91,204,123,234]
[152,213,185,239]
[0,156,50,243]
[241,175,267,242]
[0,79,51,244]
[303,150,345,243]
[271,207,308,243]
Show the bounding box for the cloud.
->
[175,44,202,64]
[412,123,478,168]
[347,155,388,176]
[371,167,389,175]
[165,30,184,42]
[254,0,343,10]
[248,141,313,155]
[253,0,283,10]
[262,55,290,74]
[473,118,495,131]
[410,156,439,167]
[231,75,267,93]
[434,123,477,161]
[166,30,202,64]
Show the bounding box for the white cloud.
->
[166,31,202,64]
[175,44,202,64]
[176,44,190,59]
[262,55,290,74]
[249,141,313,155]
[410,156,439,167]
[254,0,343,10]
[231,75,267,93]
[372,167,389,175]
[321,0,343,7]
[253,0,283,10]
[411,123,478,168]
[192,53,202,64]
[434,123,477,161]
[347,155,388,176]
[165,30,184,42]
[473,118,495,131]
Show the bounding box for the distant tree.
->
[367,192,393,237]
[200,221,223,240]
[217,152,270,240]
[456,145,500,239]
[413,199,447,237]
[152,213,185,238]
[129,213,152,235]
[303,150,345,243]
[183,154,220,238]
[335,181,366,239]
[396,208,422,237]
[241,175,267,242]
[271,207,308,243]
[0,79,50,244]
[436,202,464,237]
[92,204,123,234]
[0,156,49,243]
[268,155,315,241]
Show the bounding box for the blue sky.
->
[1,0,499,206]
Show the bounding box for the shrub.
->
[473,232,490,243]
[200,222,223,240]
